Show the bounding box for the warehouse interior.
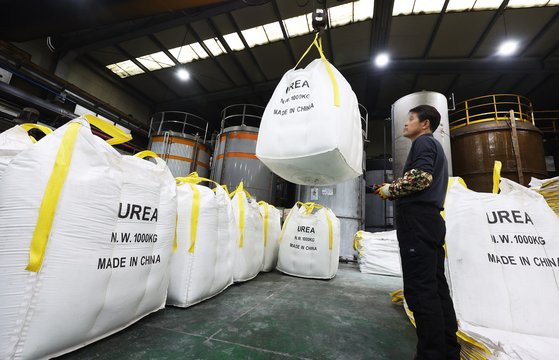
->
[1,0,559,359]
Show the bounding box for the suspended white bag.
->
[167,173,236,307]
[0,123,52,179]
[353,230,401,277]
[277,202,340,279]
[444,177,559,359]
[258,201,281,272]
[231,183,264,282]
[0,116,177,360]
[256,33,363,186]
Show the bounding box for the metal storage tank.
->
[211,104,275,202]
[296,104,368,260]
[391,91,453,178]
[148,111,211,178]
[449,94,547,192]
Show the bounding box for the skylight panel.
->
[507,0,550,7]
[106,64,129,78]
[263,22,284,42]
[328,3,353,27]
[446,0,476,11]
[150,52,174,68]
[223,32,246,51]
[189,42,209,59]
[241,26,269,47]
[413,0,446,13]
[393,0,415,15]
[106,60,144,78]
[169,45,199,63]
[473,0,503,10]
[137,52,173,70]
[203,38,227,56]
[353,0,375,21]
[283,14,311,37]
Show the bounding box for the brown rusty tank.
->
[450,94,547,192]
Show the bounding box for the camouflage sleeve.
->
[388,169,433,199]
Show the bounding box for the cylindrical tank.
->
[211,104,275,202]
[391,91,453,178]
[296,104,369,260]
[148,111,211,178]
[450,94,547,191]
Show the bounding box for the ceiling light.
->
[497,40,518,56]
[176,68,190,81]
[374,53,390,67]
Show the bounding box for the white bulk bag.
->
[277,202,340,279]
[167,173,235,307]
[353,230,401,277]
[256,33,362,186]
[258,201,281,272]
[0,123,52,179]
[0,116,176,360]
[231,183,264,282]
[444,177,559,359]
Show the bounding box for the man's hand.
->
[373,183,392,200]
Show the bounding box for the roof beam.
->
[468,0,509,58]
[227,12,268,81]
[206,17,254,85]
[520,9,559,57]
[147,34,208,94]
[543,38,559,62]
[114,44,180,98]
[185,23,237,87]
[271,0,296,66]
[422,0,450,58]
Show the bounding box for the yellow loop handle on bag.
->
[229,181,252,199]
[294,32,340,107]
[134,150,159,159]
[21,123,53,143]
[492,160,502,194]
[176,171,221,188]
[296,201,324,215]
[26,122,82,272]
[284,202,333,250]
[259,201,269,247]
[84,114,132,145]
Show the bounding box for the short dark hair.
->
[409,105,441,132]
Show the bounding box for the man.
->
[374,105,460,360]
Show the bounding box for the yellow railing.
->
[449,94,534,131]
[533,110,559,134]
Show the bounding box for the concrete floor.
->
[59,264,416,360]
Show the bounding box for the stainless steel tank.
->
[211,104,275,202]
[148,111,211,178]
[296,104,369,260]
[391,91,453,178]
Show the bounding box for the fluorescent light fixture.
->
[263,22,284,42]
[413,0,446,13]
[507,0,549,7]
[392,0,415,15]
[354,0,375,21]
[374,53,390,67]
[241,26,269,47]
[223,32,245,51]
[176,68,190,81]
[169,45,199,63]
[329,3,353,27]
[446,0,476,11]
[497,40,519,56]
[203,38,227,56]
[283,14,311,37]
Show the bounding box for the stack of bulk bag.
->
[353,230,401,277]
[0,123,52,179]
[258,201,281,272]
[277,202,340,279]
[167,173,236,307]
[256,33,362,186]
[529,176,559,217]
[441,176,559,359]
[230,182,264,282]
[0,116,177,360]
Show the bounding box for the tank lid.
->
[221,125,260,134]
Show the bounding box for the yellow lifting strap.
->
[26,122,82,272]
[84,114,133,145]
[172,213,178,253]
[294,32,340,107]
[229,182,249,248]
[188,184,200,253]
[176,171,221,188]
[258,201,270,247]
[352,230,363,257]
[492,160,502,194]
[21,123,53,143]
[134,150,159,159]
